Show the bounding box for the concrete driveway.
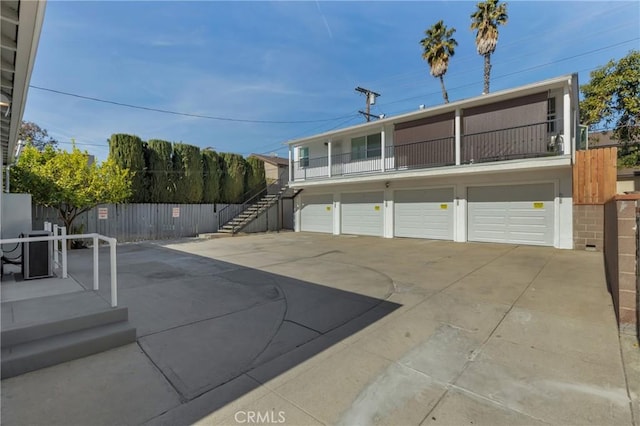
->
[1,233,637,425]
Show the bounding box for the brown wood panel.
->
[573,147,618,204]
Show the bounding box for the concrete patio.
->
[1,232,638,425]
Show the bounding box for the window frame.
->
[351,133,382,160]
[299,146,309,168]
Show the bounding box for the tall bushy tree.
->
[11,144,131,232]
[581,50,640,166]
[470,0,508,94]
[147,139,174,203]
[245,156,266,195]
[220,153,246,203]
[18,121,58,150]
[420,20,457,103]
[108,133,146,202]
[172,143,203,203]
[202,149,222,203]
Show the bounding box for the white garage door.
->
[301,194,333,233]
[342,192,384,236]
[394,188,454,240]
[468,183,554,246]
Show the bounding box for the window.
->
[351,133,382,160]
[547,98,556,133]
[299,147,309,167]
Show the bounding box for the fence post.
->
[93,236,99,291]
[61,227,68,278]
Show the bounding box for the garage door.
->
[394,188,454,240]
[468,183,554,246]
[301,194,333,233]
[342,192,384,236]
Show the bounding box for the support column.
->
[381,126,386,172]
[327,140,332,178]
[288,146,293,182]
[383,187,393,238]
[454,183,467,242]
[563,85,572,155]
[333,192,341,235]
[455,109,462,165]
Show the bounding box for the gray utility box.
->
[22,231,53,280]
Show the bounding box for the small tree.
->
[580,50,640,166]
[11,144,131,233]
[147,139,174,203]
[18,121,59,150]
[202,150,222,203]
[108,134,146,202]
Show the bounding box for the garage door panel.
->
[468,183,554,246]
[301,194,333,233]
[394,188,454,240]
[342,192,384,237]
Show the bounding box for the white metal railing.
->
[0,227,119,307]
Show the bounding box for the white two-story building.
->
[287,74,580,249]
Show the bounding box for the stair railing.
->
[217,170,289,234]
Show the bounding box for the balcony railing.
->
[292,119,564,181]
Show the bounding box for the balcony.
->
[292,120,565,182]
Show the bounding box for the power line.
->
[27,85,358,125]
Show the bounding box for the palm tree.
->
[470,0,508,94]
[420,20,457,103]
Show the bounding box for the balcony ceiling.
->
[0,0,46,165]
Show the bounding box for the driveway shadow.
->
[66,242,400,423]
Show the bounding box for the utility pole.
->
[355,87,381,122]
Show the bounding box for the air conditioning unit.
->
[548,135,563,152]
[21,230,53,280]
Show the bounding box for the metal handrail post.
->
[93,236,99,291]
[61,227,68,278]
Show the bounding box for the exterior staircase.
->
[218,186,289,234]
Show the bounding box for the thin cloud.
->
[316,1,333,39]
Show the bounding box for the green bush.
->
[108,134,146,202]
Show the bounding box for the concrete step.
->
[1,321,136,379]
[2,306,129,347]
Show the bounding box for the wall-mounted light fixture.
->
[0,92,10,107]
[385,181,390,188]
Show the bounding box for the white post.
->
[61,227,68,278]
[288,146,293,182]
[93,236,99,291]
[455,109,462,165]
[110,241,117,307]
[327,141,332,178]
[381,127,386,172]
[53,224,59,266]
[563,85,571,155]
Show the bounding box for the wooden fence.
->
[573,147,618,204]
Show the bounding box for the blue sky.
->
[23,1,640,161]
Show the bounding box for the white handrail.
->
[1,232,118,307]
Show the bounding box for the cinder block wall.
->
[604,196,639,336]
[574,204,605,251]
